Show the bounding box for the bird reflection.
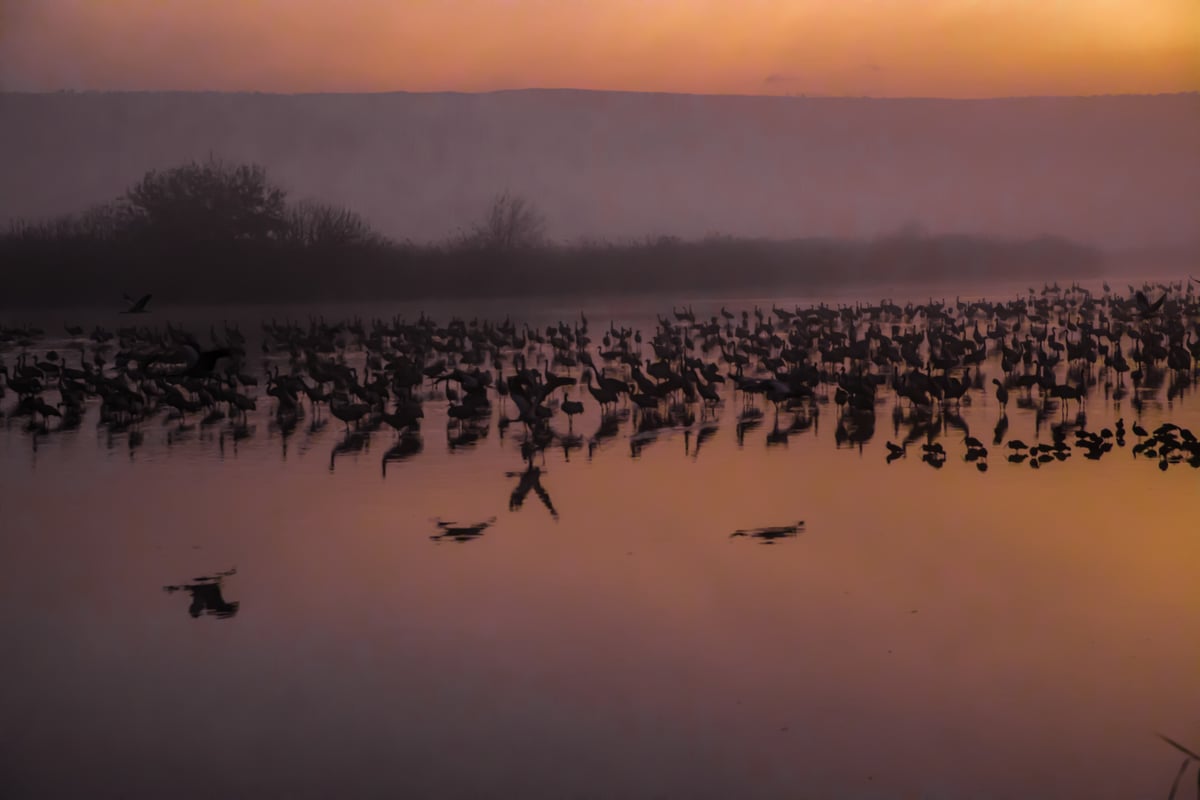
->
[941,409,969,437]
[992,413,1009,445]
[507,462,558,519]
[788,407,817,434]
[839,409,875,449]
[558,432,584,461]
[382,433,423,476]
[736,409,763,446]
[163,568,239,619]
[329,431,369,471]
[587,413,622,459]
[447,419,489,450]
[730,521,805,543]
[686,422,719,459]
[765,421,790,446]
[630,430,658,458]
[430,516,497,543]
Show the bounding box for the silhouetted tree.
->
[0,158,1106,306]
[465,191,546,250]
[285,200,381,248]
[123,158,287,244]
[6,203,124,242]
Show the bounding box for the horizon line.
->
[3,87,1198,102]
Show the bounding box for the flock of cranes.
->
[2,279,1199,499]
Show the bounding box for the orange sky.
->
[1,0,1197,96]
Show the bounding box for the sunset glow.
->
[2,0,1197,96]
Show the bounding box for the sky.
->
[1,0,1197,97]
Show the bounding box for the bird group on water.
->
[2,278,1199,494]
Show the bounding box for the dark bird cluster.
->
[2,278,1197,498]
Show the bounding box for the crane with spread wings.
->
[120,292,153,314]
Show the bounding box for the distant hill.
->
[1,90,1198,249]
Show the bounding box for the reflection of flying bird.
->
[430,516,497,542]
[730,521,805,543]
[507,464,558,519]
[121,293,153,314]
[163,568,239,619]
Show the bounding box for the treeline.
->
[1,159,1103,307]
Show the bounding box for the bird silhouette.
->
[183,346,232,378]
[1134,290,1166,316]
[121,293,153,314]
[163,569,239,619]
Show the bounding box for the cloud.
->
[763,73,797,84]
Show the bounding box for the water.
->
[2,279,1198,799]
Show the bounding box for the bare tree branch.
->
[465,191,546,250]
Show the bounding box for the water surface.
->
[2,280,1197,799]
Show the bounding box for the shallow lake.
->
[2,278,1197,799]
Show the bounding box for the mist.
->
[2,90,1198,252]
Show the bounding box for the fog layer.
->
[1,90,1197,249]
